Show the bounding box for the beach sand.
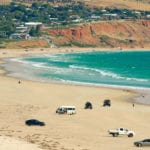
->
[0,136,42,150]
[0,48,150,150]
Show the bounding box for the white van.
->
[56,106,76,115]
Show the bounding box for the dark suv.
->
[84,101,92,109]
[25,119,45,126]
[103,99,111,107]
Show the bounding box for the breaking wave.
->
[69,65,148,82]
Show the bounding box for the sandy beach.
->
[0,48,150,150]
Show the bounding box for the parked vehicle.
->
[84,101,92,109]
[25,119,45,126]
[134,139,150,147]
[103,99,111,107]
[56,106,76,115]
[108,128,135,137]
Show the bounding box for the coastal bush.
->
[71,40,97,47]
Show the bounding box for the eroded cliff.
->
[45,20,150,48]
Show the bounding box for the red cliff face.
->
[45,20,150,48]
[48,25,99,45]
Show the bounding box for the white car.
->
[108,128,135,137]
[56,106,76,115]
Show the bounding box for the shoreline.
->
[0,48,150,150]
[3,57,150,91]
[1,48,150,105]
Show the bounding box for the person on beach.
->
[18,81,21,84]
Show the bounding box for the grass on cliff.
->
[99,35,137,48]
[84,0,150,11]
[57,40,97,48]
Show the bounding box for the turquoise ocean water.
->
[3,51,150,88]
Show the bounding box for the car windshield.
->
[143,139,150,142]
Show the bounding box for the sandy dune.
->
[0,136,42,150]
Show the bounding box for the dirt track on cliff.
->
[45,20,150,49]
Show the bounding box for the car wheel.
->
[113,133,118,137]
[137,143,142,147]
[128,133,133,137]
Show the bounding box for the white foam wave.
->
[32,63,68,74]
[69,65,148,82]
[10,58,32,64]
[7,58,149,83]
[10,58,51,70]
[126,77,147,82]
[70,65,122,78]
[31,63,50,69]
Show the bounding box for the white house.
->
[25,22,42,27]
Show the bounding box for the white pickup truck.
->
[108,128,135,137]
